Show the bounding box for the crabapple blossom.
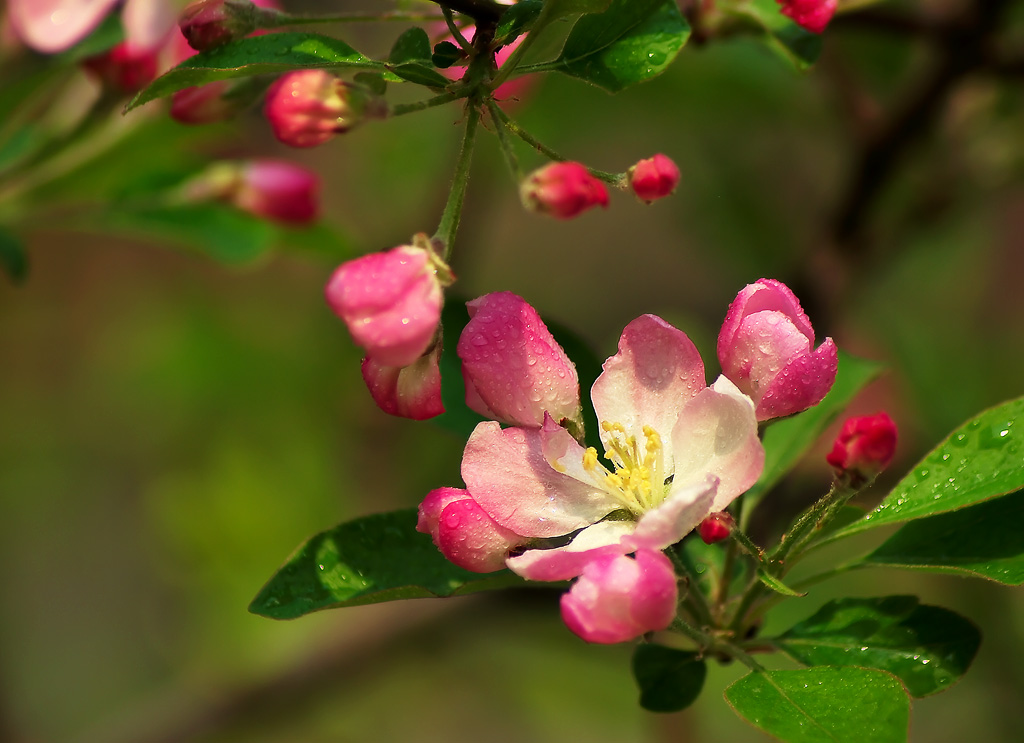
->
[520,162,609,219]
[83,41,160,93]
[361,345,445,421]
[264,71,384,148]
[560,549,678,644]
[826,412,898,485]
[325,243,446,368]
[457,292,581,429]
[776,0,837,34]
[179,0,280,51]
[8,0,175,54]
[717,278,837,421]
[417,487,528,572]
[629,154,680,203]
[230,159,319,224]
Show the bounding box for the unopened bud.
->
[775,0,837,34]
[826,412,898,485]
[179,0,281,51]
[170,81,237,124]
[629,153,679,203]
[698,512,734,544]
[361,345,445,420]
[264,70,384,148]
[83,43,159,94]
[520,162,609,219]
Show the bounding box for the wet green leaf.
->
[543,0,614,20]
[383,62,452,88]
[776,596,981,697]
[0,226,28,283]
[128,32,381,111]
[855,489,1024,585]
[728,0,823,71]
[250,509,524,618]
[389,27,432,64]
[828,396,1024,540]
[495,0,545,45]
[545,0,690,93]
[743,352,884,520]
[725,667,909,743]
[632,645,706,712]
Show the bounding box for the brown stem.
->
[428,0,504,25]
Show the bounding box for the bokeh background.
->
[1,0,1022,741]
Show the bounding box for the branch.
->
[428,0,504,25]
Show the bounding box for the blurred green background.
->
[1,1,1023,741]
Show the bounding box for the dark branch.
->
[428,0,504,24]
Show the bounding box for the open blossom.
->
[458,292,581,429]
[419,303,765,641]
[776,0,837,34]
[718,278,837,421]
[325,243,445,367]
[9,0,176,54]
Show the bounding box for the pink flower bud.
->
[231,159,319,224]
[170,81,237,124]
[457,292,581,429]
[179,0,279,51]
[361,345,444,421]
[325,243,444,368]
[520,162,609,220]
[417,487,526,573]
[629,154,680,203]
[776,0,837,34]
[826,412,898,485]
[560,549,678,644]
[264,70,382,148]
[698,512,734,544]
[718,278,838,421]
[83,42,160,94]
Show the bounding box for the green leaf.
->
[678,533,748,597]
[128,32,381,111]
[495,0,545,45]
[431,41,463,69]
[0,226,28,283]
[353,71,387,96]
[389,27,432,64]
[548,0,690,93]
[632,645,707,712]
[725,667,909,743]
[776,596,981,697]
[729,0,823,71]
[855,489,1024,585]
[383,62,452,89]
[828,396,1024,540]
[757,568,806,597]
[250,509,524,619]
[543,0,614,20]
[743,352,884,520]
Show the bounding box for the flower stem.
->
[432,103,481,260]
[485,100,522,182]
[770,481,858,570]
[443,7,474,50]
[390,92,462,118]
[272,11,447,25]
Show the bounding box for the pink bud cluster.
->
[521,154,680,220]
[826,412,898,485]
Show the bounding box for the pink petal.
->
[417,488,524,573]
[8,0,120,53]
[360,346,444,421]
[506,521,634,581]
[560,549,677,644]
[625,476,718,551]
[461,422,618,538]
[756,337,838,420]
[591,314,705,466]
[670,376,764,512]
[122,0,176,51]
[458,292,580,428]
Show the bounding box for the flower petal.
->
[417,487,525,573]
[122,0,176,51]
[8,0,120,53]
[506,521,634,581]
[625,475,718,551]
[462,422,618,537]
[670,376,764,512]
[755,337,838,420]
[591,314,705,466]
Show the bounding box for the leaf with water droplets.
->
[249,509,523,619]
[531,0,690,93]
[855,488,1024,585]
[775,596,980,697]
[128,32,382,111]
[827,395,1024,541]
[725,667,909,743]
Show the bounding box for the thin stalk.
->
[485,100,522,182]
[671,618,766,673]
[272,11,447,25]
[443,7,474,50]
[714,539,739,615]
[667,546,715,628]
[432,103,481,260]
[771,481,857,569]
[488,105,624,185]
[390,91,462,118]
